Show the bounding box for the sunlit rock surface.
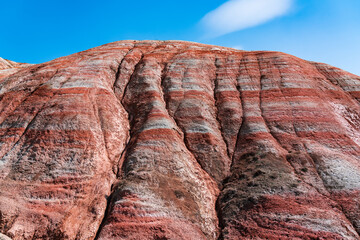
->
[0,41,359,239]
[0,58,31,80]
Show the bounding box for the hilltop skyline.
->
[1,0,360,75]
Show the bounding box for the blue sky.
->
[1,0,360,75]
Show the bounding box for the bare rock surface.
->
[0,58,32,80]
[0,233,12,240]
[0,41,360,239]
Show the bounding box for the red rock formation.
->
[0,41,359,239]
[0,58,31,80]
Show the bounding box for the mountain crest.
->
[0,41,359,239]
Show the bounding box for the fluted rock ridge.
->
[0,40,360,239]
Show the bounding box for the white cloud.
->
[200,0,293,37]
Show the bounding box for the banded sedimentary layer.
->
[0,41,360,239]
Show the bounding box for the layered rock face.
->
[0,58,31,79]
[0,41,360,239]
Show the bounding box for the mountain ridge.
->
[0,40,359,239]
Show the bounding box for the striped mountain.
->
[0,41,360,239]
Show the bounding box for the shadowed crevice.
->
[93,183,117,240]
[112,45,136,91]
[230,54,247,169]
[213,55,231,161]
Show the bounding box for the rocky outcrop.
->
[0,58,32,80]
[0,41,359,239]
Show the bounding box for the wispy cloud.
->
[200,0,294,38]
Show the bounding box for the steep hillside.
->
[0,41,360,239]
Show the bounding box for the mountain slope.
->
[0,41,360,239]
